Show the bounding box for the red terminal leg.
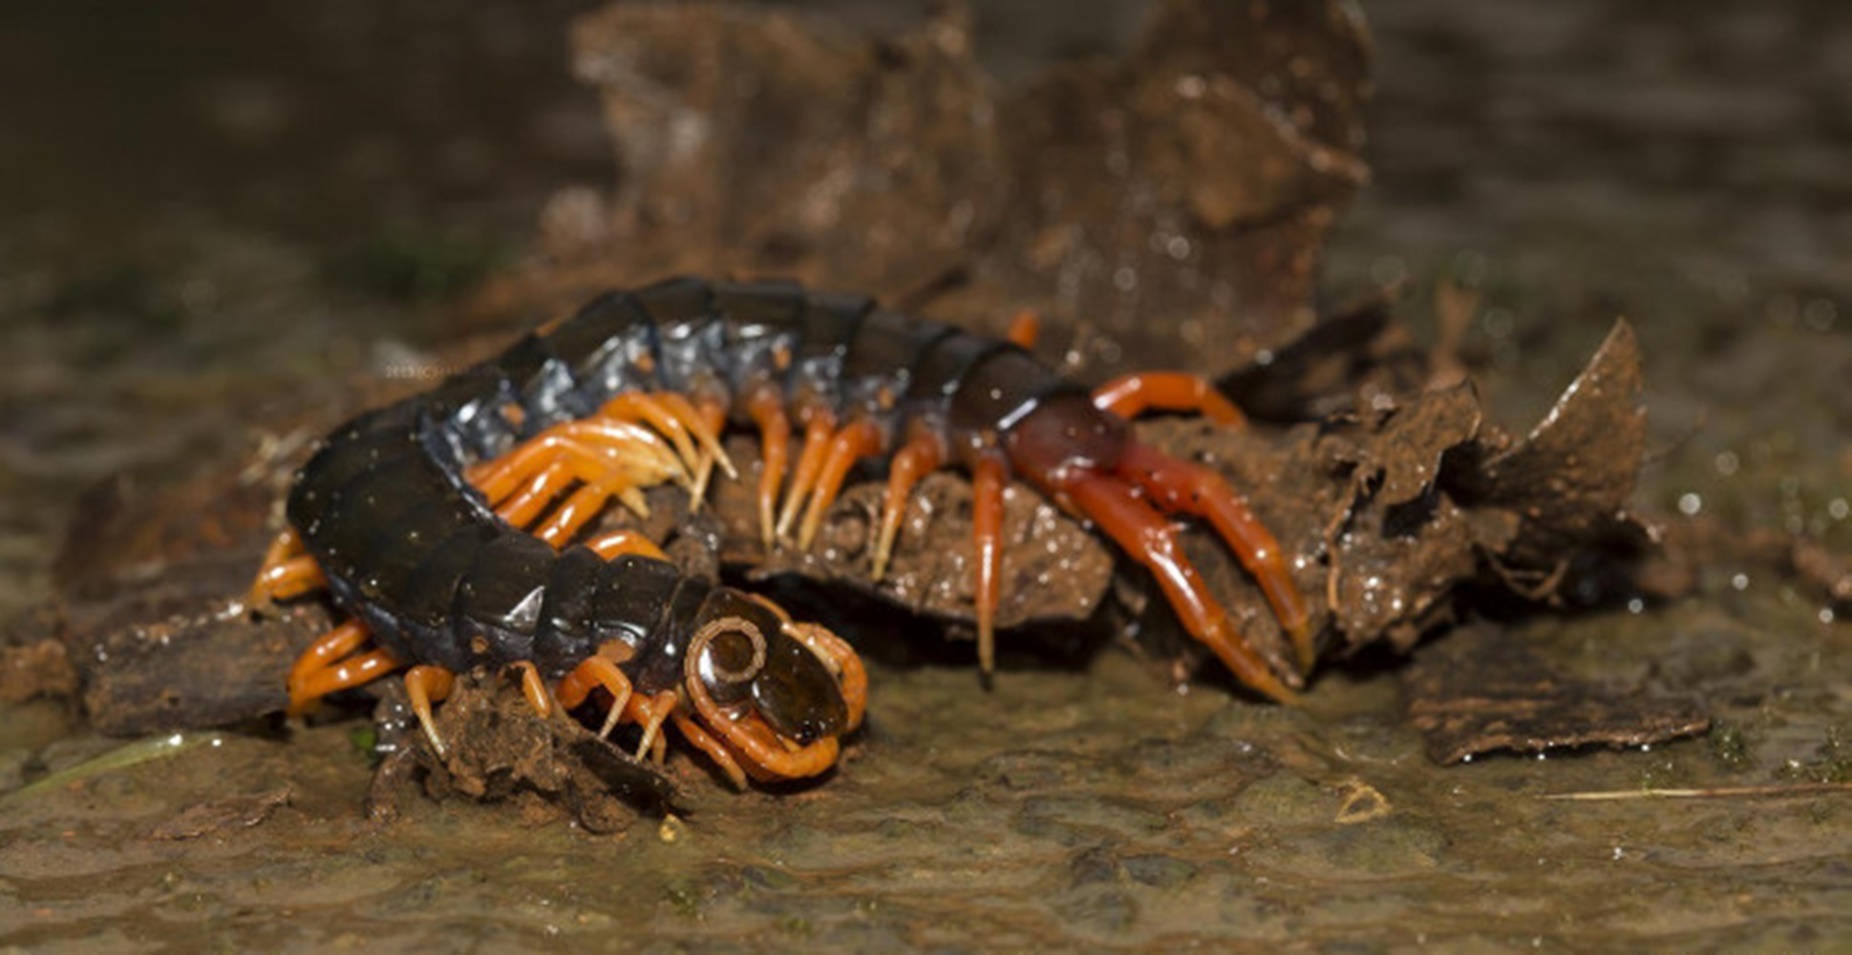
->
[872,430,945,579]
[797,418,883,550]
[745,386,791,550]
[1063,473,1297,703]
[1092,372,1246,427]
[776,409,836,541]
[1117,441,1313,671]
[970,455,1007,676]
[403,664,456,756]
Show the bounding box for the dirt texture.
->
[369,672,678,832]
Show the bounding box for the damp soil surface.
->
[4,1,1852,950]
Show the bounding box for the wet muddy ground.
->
[4,1,1850,950]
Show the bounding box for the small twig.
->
[1541,782,1852,801]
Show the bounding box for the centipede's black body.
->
[286,277,1107,716]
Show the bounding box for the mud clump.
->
[367,671,677,832]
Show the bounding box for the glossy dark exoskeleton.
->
[286,277,1076,745]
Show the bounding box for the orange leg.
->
[487,458,639,543]
[510,660,553,718]
[597,393,702,476]
[776,409,836,541]
[630,690,677,763]
[470,421,680,499]
[1117,441,1313,670]
[250,530,326,604]
[584,528,669,561]
[286,620,369,703]
[494,461,575,528]
[797,418,884,550]
[656,391,736,481]
[469,434,646,509]
[1064,473,1296,703]
[872,431,945,579]
[745,386,791,549]
[403,664,456,756]
[560,418,688,488]
[1092,372,1246,427]
[681,394,734,509]
[671,711,749,790]
[1007,308,1040,349]
[259,527,304,566]
[970,456,1006,676]
[700,397,729,496]
[557,656,635,740]
[252,554,327,604]
[533,483,612,547]
[288,648,403,715]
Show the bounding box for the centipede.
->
[252,276,1310,789]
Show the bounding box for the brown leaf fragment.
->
[1356,382,1483,505]
[1461,320,1648,568]
[1403,626,1709,765]
[149,786,291,841]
